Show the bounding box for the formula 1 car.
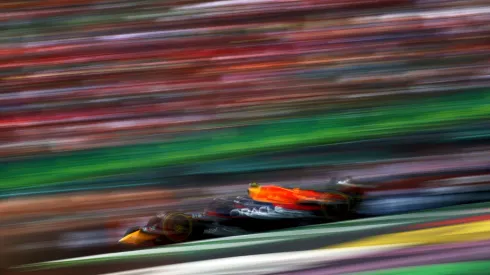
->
[119,178,365,246]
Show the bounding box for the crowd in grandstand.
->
[1,0,489,157]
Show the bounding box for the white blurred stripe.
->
[358,6,490,21]
[101,245,403,275]
[174,0,296,10]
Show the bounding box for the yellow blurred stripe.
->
[118,230,158,245]
[329,220,490,249]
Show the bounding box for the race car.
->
[119,178,365,246]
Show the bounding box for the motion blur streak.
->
[96,246,398,275]
[2,0,490,275]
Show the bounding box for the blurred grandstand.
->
[3,0,490,273]
[1,0,490,195]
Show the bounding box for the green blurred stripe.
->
[1,89,490,189]
[353,260,490,275]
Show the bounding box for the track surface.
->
[9,201,490,275]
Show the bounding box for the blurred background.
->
[2,0,490,273]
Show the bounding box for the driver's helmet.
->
[249,182,260,188]
[248,182,260,196]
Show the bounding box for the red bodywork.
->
[247,184,362,211]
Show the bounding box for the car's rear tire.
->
[321,203,351,221]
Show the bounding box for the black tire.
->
[150,212,203,245]
[321,203,351,221]
[324,177,364,214]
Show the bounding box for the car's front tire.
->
[149,212,204,245]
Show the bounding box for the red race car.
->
[119,177,367,246]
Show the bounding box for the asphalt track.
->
[9,201,490,275]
